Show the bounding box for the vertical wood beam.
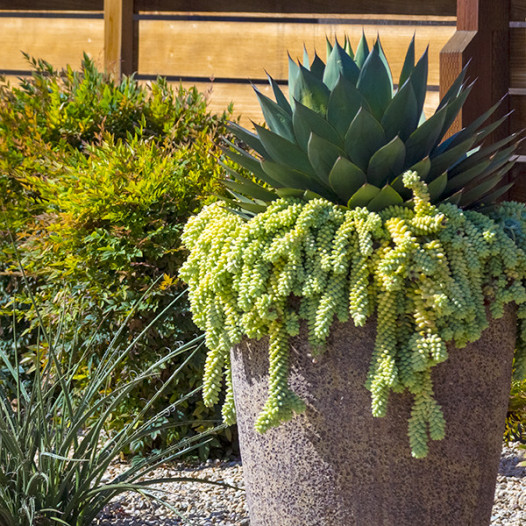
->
[439,0,510,140]
[104,0,137,78]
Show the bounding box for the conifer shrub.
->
[0,55,237,457]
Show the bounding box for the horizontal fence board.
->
[135,0,456,16]
[138,18,454,86]
[171,81,440,127]
[0,17,104,71]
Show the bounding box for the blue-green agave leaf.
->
[221,142,276,185]
[255,124,316,176]
[293,99,343,151]
[445,159,492,193]
[367,136,406,187]
[310,53,326,79]
[357,44,393,121]
[404,104,447,167]
[327,76,366,136]
[375,38,394,92]
[307,132,346,182]
[323,41,360,90]
[437,82,473,145]
[437,61,469,110]
[427,137,476,180]
[367,185,404,212]
[224,179,278,202]
[260,160,328,196]
[427,172,448,202]
[344,107,386,171]
[288,54,301,106]
[354,32,370,68]
[381,80,419,141]
[410,47,429,119]
[226,122,269,157]
[459,172,508,208]
[254,87,295,142]
[266,73,292,114]
[328,156,367,202]
[326,37,333,60]
[399,35,415,88]
[347,183,381,208]
[476,181,514,206]
[293,64,331,114]
[344,36,354,58]
[408,156,432,182]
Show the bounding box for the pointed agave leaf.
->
[328,156,367,202]
[275,187,306,198]
[323,41,360,89]
[255,124,315,176]
[459,172,508,208]
[347,183,381,209]
[399,36,415,88]
[261,160,334,199]
[427,137,476,180]
[293,64,331,114]
[254,88,295,142]
[288,54,301,106]
[293,100,343,151]
[375,38,394,92]
[226,122,269,157]
[354,32,370,68]
[310,53,326,79]
[437,62,469,110]
[381,80,419,141]
[367,185,404,212]
[437,83,473,145]
[450,133,519,175]
[476,181,514,206]
[307,133,346,182]
[267,73,292,114]
[445,159,492,194]
[404,105,448,167]
[444,189,463,205]
[410,47,429,119]
[483,144,519,175]
[367,136,406,187]
[327,76,365,136]
[475,111,514,143]
[357,45,393,121]
[434,96,505,153]
[221,171,279,202]
[427,172,448,202]
[303,46,310,69]
[408,157,432,182]
[326,37,333,60]
[345,107,386,171]
[220,142,278,185]
[225,192,268,213]
[344,36,354,58]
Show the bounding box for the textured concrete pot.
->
[230,307,516,526]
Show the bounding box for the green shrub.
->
[0,55,237,457]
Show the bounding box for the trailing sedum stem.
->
[180,172,526,458]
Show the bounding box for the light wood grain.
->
[0,17,104,70]
[138,20,454,85]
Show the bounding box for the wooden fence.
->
[0,0,525,195]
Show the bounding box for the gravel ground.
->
[95,443,525,526]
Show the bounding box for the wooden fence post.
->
[439,0,510,140]
[104,0,137,78]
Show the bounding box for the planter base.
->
[231,309,516,526]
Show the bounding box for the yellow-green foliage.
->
[180,171,526,458]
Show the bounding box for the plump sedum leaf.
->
[221,35,519,216]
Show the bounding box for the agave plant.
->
[221,35,519,215]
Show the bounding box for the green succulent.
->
[220,35,519,215]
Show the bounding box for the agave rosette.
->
[220,35,519,216]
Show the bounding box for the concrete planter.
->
[230,308,516,526]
